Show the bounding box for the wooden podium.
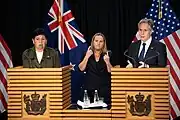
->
[7,66,71,120]
[7,67,169,120]
[111,68,169,120]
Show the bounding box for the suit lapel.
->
[32,55,40,68]
[42,48,51,61]
[134,41,141,60]
[28,48,39,67]
[144,41,156,60]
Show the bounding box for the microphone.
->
[143,50,160,68]
[124,49,138,68]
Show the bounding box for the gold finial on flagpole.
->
[158,0,162,19]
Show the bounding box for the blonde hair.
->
[90,33,107,53]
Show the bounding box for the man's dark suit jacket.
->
[128,40,167,68]
[22,47,61,68]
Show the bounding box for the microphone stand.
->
[124,49,138,68]
[143,51,160,68]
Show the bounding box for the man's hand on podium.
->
[138,61,149,68]
[126,60,133,68]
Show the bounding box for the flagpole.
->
[58,0,62,22]
[58,0,63,53]
[158,0,162,19]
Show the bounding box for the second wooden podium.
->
[111,68,169,120]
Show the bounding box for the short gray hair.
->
[138,18,154,31]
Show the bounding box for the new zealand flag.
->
[44,0,87,103]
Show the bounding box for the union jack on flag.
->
[134,0,180,119]
[48,0,86,54]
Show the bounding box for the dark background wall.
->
[0,0,180,67]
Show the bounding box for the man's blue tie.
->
[139,43,146,61]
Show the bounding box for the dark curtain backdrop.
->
[0,0,180,67]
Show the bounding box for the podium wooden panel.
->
[111,68,169,120]
[8,67,169,120]
[60,68,169,120]
[7,66,71,120]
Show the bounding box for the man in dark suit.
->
[126,18,167,68]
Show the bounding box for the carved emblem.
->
[23,91,47,115]
[127,92,151,116]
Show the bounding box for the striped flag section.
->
[0,34,13,113]
[162,30,180,120]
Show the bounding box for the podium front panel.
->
[111,68,169,120]
[7,67,71,120]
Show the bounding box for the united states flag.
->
[0,34,13,113]
[44,0,87,102]
[134,0,180,119]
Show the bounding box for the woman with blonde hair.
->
[78,33,112,105]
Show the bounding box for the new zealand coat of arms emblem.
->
[23,91,47,115]
[127,92,151,116]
